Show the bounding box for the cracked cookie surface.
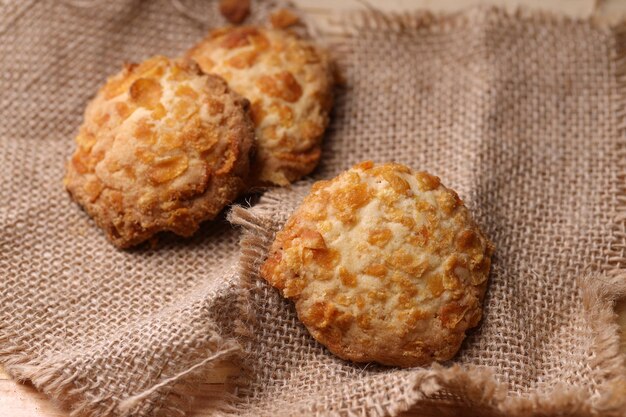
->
[64,56,255,248]
[187,26,334,186]
[261,161,494,367]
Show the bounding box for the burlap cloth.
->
[2,1,626,416]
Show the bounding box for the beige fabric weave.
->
[1,2,626,416]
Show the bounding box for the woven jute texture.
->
[1,1,626,416]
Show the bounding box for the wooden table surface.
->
[3,0,626,416]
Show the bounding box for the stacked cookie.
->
[187,26,334,186]
[65,25,334,248]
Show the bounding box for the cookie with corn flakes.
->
[64,56,255,248]
[261,161,494,367]
[187,26,334,186]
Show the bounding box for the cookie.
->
[187,26,334,186]
[261,161,494,367]
[64,56,255,248]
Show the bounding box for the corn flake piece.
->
[219,0,250,24]
[270,9,300,29]
[130,78,162,109]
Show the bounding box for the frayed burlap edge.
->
[228,8,626,416]
[0,289,245,417]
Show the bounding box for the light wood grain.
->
[2,0,626,416]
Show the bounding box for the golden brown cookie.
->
[261,161,494,367]
[187,26,334,186]
[64,56,255,248]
